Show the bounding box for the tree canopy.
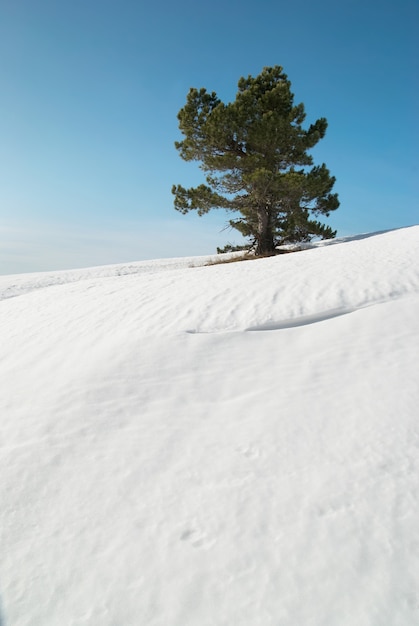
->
[172,66,339,256]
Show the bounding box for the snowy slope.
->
[1,227,419,626]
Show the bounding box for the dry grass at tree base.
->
[205,248,299,266]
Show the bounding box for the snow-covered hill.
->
[1,227,419,626]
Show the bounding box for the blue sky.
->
[0,0,417,274]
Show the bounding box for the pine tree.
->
[172,66,339,256]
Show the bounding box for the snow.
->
[1,226,419,626]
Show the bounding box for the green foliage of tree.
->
[172,66,339,256]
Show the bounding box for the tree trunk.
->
[255,207,275,255]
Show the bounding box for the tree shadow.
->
[316,226,413,248]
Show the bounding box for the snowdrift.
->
[1,227,418,625]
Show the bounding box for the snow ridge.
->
[1,226,418,626]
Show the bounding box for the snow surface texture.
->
[1,227,419,626]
